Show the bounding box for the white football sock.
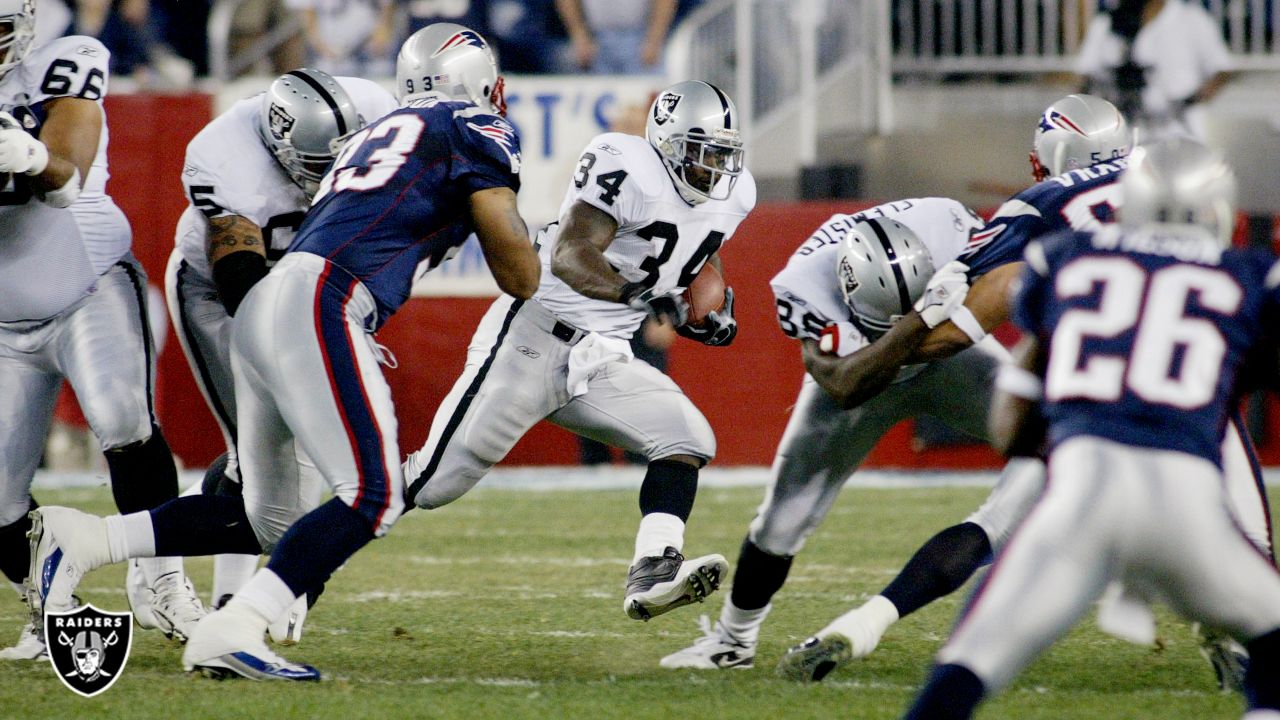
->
[231,568,296,627]
[1243,711,1280,720]
[719,596,770,646]
[823,595,900,656]
[104,512,153,564]
[211,554,260,606]
[633,512,685,564]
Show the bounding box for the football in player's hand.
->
[682,263,726,327]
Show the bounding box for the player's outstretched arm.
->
[470,186,540,299]
[909,262,1024,362]
[549,199,626,301]
[0,97,99,207]
[800,315,928,409]
[989,335,1047,457]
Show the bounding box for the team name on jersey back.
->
[1013,226,1280,466]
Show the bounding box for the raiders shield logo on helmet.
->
[837,256,860,300]
[268,103,296,141]
[45,604,132,697]
[652,91,682,126]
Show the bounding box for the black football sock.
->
[105,425,180,513]
[0,497,37,585]
[881,522,992,618]
[903,664,986,720]
[1246,627,1280,710]
[639,459,699,521]
[729,537,793,611]
[267,498,375,598]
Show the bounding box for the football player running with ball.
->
[165,67,396,643]
[659,198,1044,670]
[26,23,539,680]
[0,0,201,658]
[403,80,756,622]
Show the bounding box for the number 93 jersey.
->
[1013,226,1280,466]
[172,77,398,281]
[532,132,757,338]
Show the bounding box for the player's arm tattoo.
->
[989,335,1047,457]
[910,262,1023,362]
[206,214,267,266]
[550,200,629,302]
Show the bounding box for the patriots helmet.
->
[0,0,35,82]
[396,22,505,115]
[1119,139,1238,246]
[645,80,745,204]
[835,217,935,336]
[257,68,364,198]
[1031,94,1131,181]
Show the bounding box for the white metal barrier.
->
[893,0,1280,73]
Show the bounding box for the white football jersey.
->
[533,132,757,338]
[173,77,398,280]
[770,197,982,345]
[0,36,127,321]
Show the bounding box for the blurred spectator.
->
[288,0,396,77]
[229,0,305,76]
[579,319,677,466]
[555,0,676,75]
[1076,0,1231,142]
[153,0,211,77]
[487,0,570,73]
[79,0,195,88]
[403,0,489,35]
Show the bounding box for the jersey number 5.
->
[314,115,426,201]
[1047,256,1242,410]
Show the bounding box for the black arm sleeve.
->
[211,251,268,317]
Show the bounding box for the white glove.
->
[913,260,970,329]
[0,124,49,176]
[818,321,868,357]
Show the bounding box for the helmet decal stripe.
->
[287,70,347,136]
[865,218,912,315]
[707,82,732,129]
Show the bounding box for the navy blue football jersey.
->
[1012,226,1280,466]
[960,158,1127,279]
[290,97,521,327]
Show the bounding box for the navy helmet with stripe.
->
[258,67,365,198]
[835,216,934,337]
[645,80,745,205]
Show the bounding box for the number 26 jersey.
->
[532,132,757,339]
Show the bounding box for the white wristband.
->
[950,305,986,344]
[996,364,1044,401]
[41,167,81,208]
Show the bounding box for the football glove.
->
[818,321,868,357]
[621,281,689,327]
[677,287,737,346]
[0,112,48,176]
[913,260,970,329]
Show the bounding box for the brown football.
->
[682,263,726,327]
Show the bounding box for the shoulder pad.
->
[23,36,109,102]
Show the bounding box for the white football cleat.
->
[0,622,46,660]
[126,559,163,631]
[267,594,308,646]
[27,507,108,618]
[183,604,320,681]
[149,572,207,642]
[624,547,728,621]
[659,615,755,669]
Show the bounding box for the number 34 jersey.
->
[532,132,757,339]
[173,77,398,281]
[1013,226,1280,466]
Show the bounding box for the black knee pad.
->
[201,452,242,498]
[105,425,179,514]
[0,497,38,585]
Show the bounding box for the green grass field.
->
[1,482,1265,719]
